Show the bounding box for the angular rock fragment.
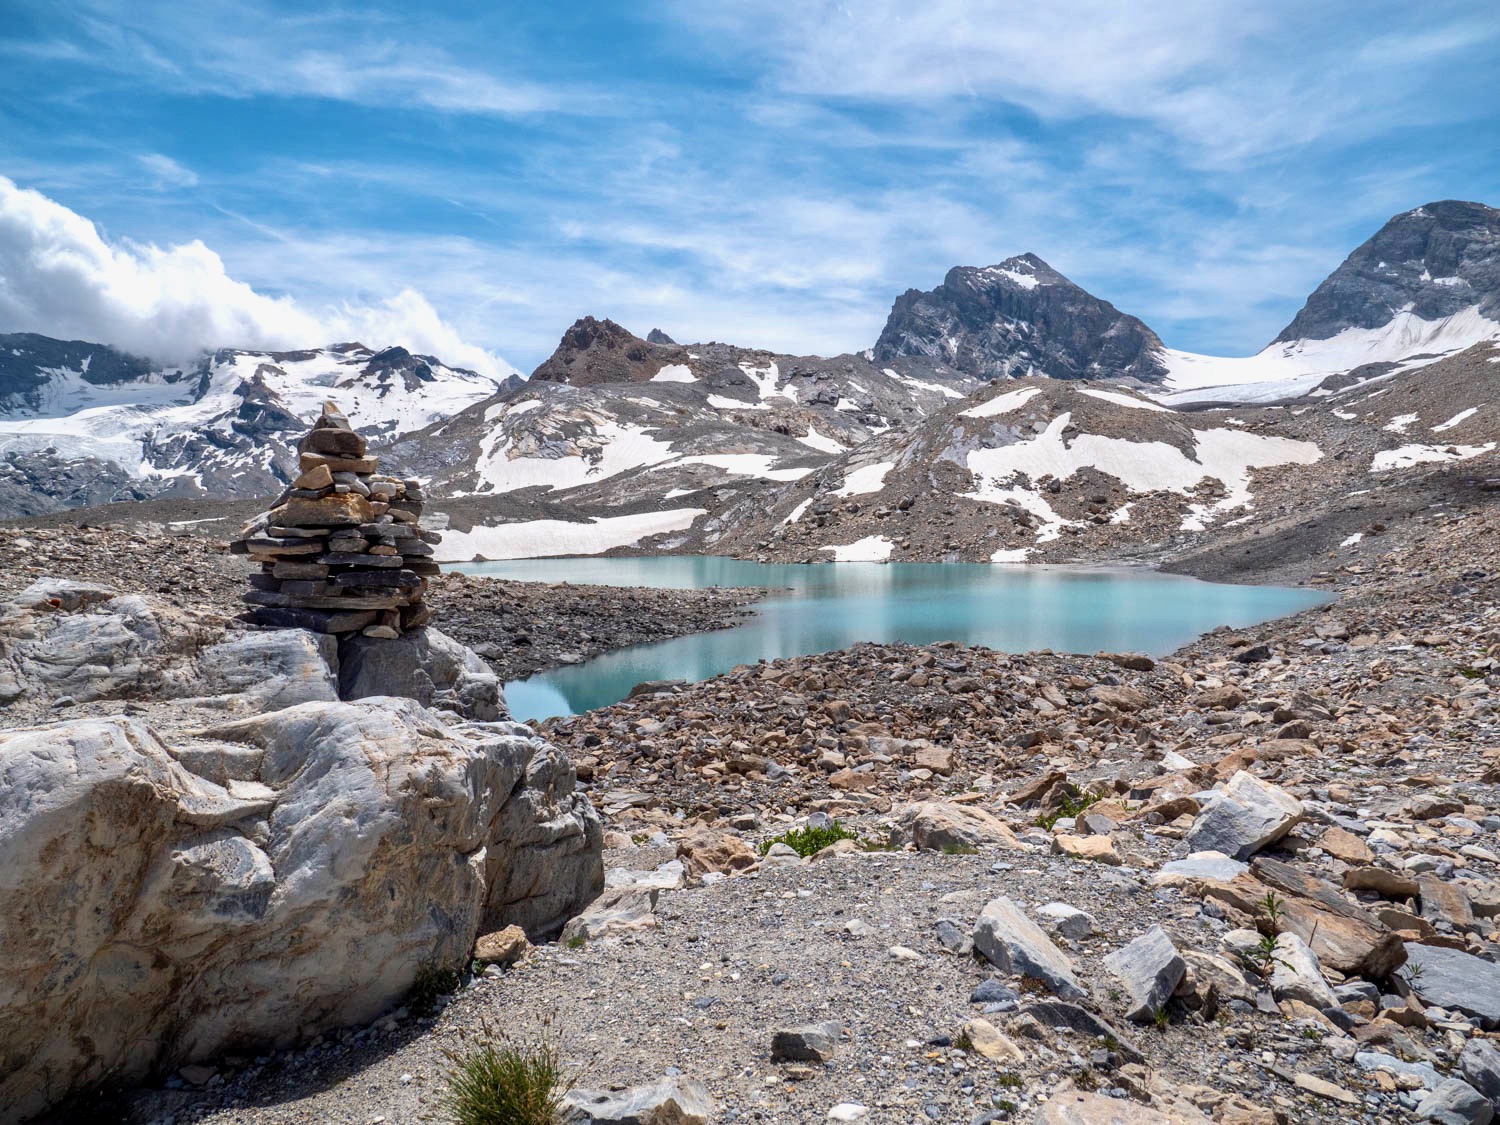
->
[1184,770,1303,860]
[890,800,1020,851]
[1103,925,1186,1022]
[771,1021,842,1062]
[1401,943,1500,1028]
[561,1077,713,1124]
[972,896,1087,1000]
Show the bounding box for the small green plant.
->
[996,1100,1018,1114]
[940,842,979,855]
[1300,1027,1323,1041]
[759,821,860,857]
[630,832,650,845]
[955,1029,975,1054]
[566,934,587,950]
[1152,1007,1170,1030]
[860,834,899,852]
[1036,789,1101,830]
[1098,1034,1120,1052]
[995,1071,1023,1088]
[408,962,464,1017]
[438,1027,571,1125]
[1240,932,1292,977]
[1406,961,1425,982]
[1258,891,1286,935]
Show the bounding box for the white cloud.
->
[62,2,593,119]
[0,176,514,377]
[137,153,198,188]
[671,0,1500,166]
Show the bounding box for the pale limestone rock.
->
[0,697,601,1120]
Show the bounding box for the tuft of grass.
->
[409,963,464,1017]
[438,1032,570,1125]
[995,1071,1023,1088]
[759,821,860,857]
[565,935,587,950]
[1152,1007,1170,1030]
[940,842,979,855]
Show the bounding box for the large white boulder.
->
[0,697,602,1120]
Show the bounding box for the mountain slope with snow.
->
[0,337,501,515]
[1153,202,1500,404]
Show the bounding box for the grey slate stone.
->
[1152,851,1249,884]
[1415,1078,1494,1125]
[1460,1038,1500,1102]
[1401,943,1500,1028]
[770,1020,842,1063]
[1268,932,1338,1009]
[1184,771,1304,861]
[972,896,1086,1000]
[1102,925,1185,1022]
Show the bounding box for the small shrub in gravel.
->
[408,963,465,1017]
[759,821,860,857]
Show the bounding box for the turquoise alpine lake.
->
[451,557,1330,722]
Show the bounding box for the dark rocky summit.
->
[1275,200,1500,343]
[530,316,688,386]
[872,253,1168,383]
[646,327,678,345]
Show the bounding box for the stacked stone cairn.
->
[232,401,441,639]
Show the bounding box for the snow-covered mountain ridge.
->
[0,337,500,516]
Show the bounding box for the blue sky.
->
[0,0,1496,375]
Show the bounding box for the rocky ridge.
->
[873,254,1169,384]
[1277,201,1500,343]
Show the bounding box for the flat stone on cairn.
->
[231,401,442,639]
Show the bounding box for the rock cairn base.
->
[232,401,440,638]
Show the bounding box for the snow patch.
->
[707,394,768,411]
[834,461,894,497]
[649,364,695,383]
[1371,442,1496,471]
[783,498,812,525]
[1383,413,1420,434]
[821,535,893,562]
[961,412,1322,529]
[798,426,848,454]
[667,454,812,482]
[1077,387,1170,413]
[1153,305,1500,403]
[434,508,706,561]
[1341,533,1363,547]
[960,386,1041,419]
[990,547,1032,563]
[1433,407,1478,433]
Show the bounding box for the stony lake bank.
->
[1,478,1498,1125]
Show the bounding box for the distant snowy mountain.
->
[388,319,980,559]
[1155,201,1500,404]
[872,253,1168,383]
[0,336,500,515]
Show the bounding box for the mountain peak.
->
[873,258,1165,382]
[530,317,688,386]
[1274,199,1500,344]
